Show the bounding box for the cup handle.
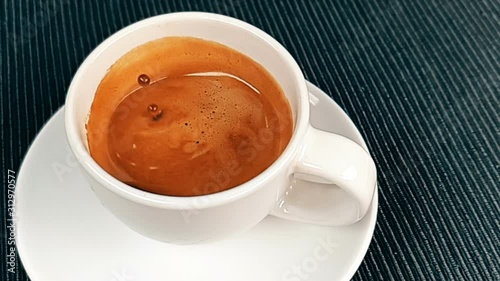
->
[271,125,377,226]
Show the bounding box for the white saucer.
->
[16,81,378,281]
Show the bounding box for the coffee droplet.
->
[138,74,151,86]
[148,103,158,112]
[147,103,163,120]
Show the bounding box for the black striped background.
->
[1,0,499,280]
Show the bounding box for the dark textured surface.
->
[1,0,499,280]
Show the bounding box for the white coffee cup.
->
[65,12,377,244]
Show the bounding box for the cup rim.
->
[65,12,309,209]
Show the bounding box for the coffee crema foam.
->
[87,37,293,196]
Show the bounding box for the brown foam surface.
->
[87,37,292,196]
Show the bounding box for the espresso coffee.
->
[87,37,293,196]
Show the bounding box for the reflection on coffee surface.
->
[87,37,293,196]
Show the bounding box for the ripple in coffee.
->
[87,37,293,196]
